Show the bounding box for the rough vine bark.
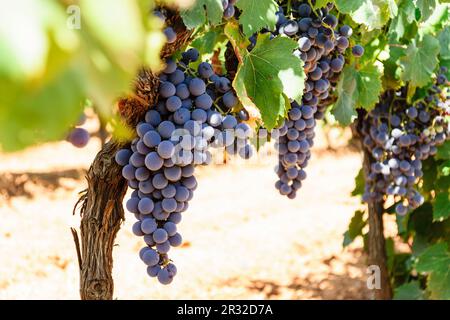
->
[355,111,393,300]
[73,9,192,300]
[363,148,393,300]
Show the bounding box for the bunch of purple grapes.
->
[115,48,253,284]
[360,68,449,215]
[272,1,362,198]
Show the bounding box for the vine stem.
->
[364,150,393,300]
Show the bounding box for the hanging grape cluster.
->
[360,68,449,215]
[271,1,362,198]
[115,48,253,284]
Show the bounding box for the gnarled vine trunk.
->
[72,9,192,300]
[363,148,393,300]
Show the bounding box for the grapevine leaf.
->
[335,0,365,13]
[441,59,450,79]
[419,2,450,36]
[433,191,450,221]
[233,34,305,130]
[191,28,227,55]
[416,243,450,300]
[343,210,366,247]
[235,0,278,37]
[387,0,398,18]
[313,0,329,9]
[388,0,417,42]
[384,46,407,90]
[393,281,425,300]
[336,0,392,30]
[332,66,358,125]
[415,0,438,21]
[356,64,383,109]
[332,64,382,125]
[351,169,365,196]
[437,141,450,160]
[400,34,440,88]
[180,0,223,29]
[224,20,251,62]
[438,27,450,60]
[439,161,450,177]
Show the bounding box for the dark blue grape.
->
[163,27,177,44]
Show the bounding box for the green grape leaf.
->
[416,0,438,21]
[437,141,450,160]
[393,281,425,300]
[332,67,358,125]
[332,64,382,125]
[335,0,365,13]
[433,191,450,221]
[180,0,224,29]
[336,0,392,30]
[387,0,398,17]
[388,0,417,42]
[440,160,450,176]
[416,243,450,300]
[313,0,330,9]
[400,34,440,88]
[440,59,450,80]
[356,64,383,109]
[191,28,227,55]
[235,0,278,37]
[351,168,365,196]
[438,27,450,60]
[343,210,366,247]
[233,33,305,130]
[419,2,450,36]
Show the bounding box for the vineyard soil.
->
[0,122,384,299]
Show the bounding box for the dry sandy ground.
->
[0,125,373,300]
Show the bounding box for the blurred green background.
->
[0,0,188,152]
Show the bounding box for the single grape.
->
[153,228,169,244]
[352,45,364,57]
[68,128,90,148]
[169,233,183,247]
[189,78,206,96]
[152,173,169,190]
[159,82,176,98]
[163,27,177,44]
[142,248,159,266]
[115,149,132,166]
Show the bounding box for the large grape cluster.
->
[360,68,449,215]
[115,48,253,284]
[272,1,361,198]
